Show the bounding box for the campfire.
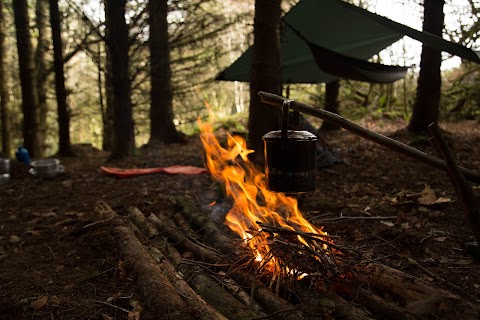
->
[86,98,480,319]
[198,116,344,282]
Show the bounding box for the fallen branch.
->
[428,122,480,245]
[317,216,397,222]
[258,91,480,184]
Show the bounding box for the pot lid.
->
[263,130,317,141]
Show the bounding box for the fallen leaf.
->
[455,259,473,265]
[381,221,394,227]
[400,222,410,230]
[41,211,57,218]
[417,185,452,206]
[62,180,73,188]
[31,295,48,311]
[9,235,21,243]
[25,229,41,236]
[437,197,452,204]
[433,237,447,242]
[128,300,143,320]
[417,185,437,205]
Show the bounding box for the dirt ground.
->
[0,119,479,319]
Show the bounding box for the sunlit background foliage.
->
[1,0,480,155]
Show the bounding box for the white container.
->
[29,158,64,178]
[0,158,10,174]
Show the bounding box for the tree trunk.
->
[148,0,182,145]
[247,0,283,164]
[35,0,49,157]
[49,0,73,156]
[407,0,444,133]
[13,0,41,158]
[0,0,12,157]
[104,0,135,159]
[320,80,341,131]
[102,43,114,151]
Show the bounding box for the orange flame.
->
[199,110,329,272]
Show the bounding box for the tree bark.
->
[247,0,283,164]
[0,0,12,157]
[320,80,341,131]
[407,0,444,133]
[49,0,73,156]
[13,0,41,158]
[105,0,135,159]
[35,0,49,157]
[148,0,182,145]
[102,42,114,151]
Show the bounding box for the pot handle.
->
[281,100,293,140]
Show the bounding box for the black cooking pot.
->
[263,100,317,193]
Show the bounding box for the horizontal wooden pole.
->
[258,91,480,184]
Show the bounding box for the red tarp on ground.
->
[101,165,208,178]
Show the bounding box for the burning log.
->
[148,212,305,320]
[175,197,377,319]
[175,195,480,320]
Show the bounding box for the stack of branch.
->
[89,198,480,320]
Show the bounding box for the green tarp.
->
[216,0,480,84]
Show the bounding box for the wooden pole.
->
[258,91,480,184]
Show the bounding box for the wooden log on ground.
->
[149,212,306,320]
[176,196,239,249]
[148,213,266,319]
[332,281,415,320]
[93,201,194,319]
[127,206,159,238]
[148,212,226,264]
[356,263,480,319]
[165,235,264,319]
[127,208,229,320]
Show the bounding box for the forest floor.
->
[0,119,479,319]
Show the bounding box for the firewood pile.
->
[89,197,480,320]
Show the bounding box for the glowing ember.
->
[199,111,332,273]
